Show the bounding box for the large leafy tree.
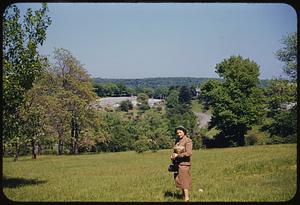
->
[264,32,297,142]
[50,48,97,154]
[275,32,297,81]
[3,4,51,160]
[200,56,265,147]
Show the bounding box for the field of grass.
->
[3,144,297,202]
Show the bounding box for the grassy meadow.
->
[2,144,297,202]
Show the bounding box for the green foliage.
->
[3,3,52,160]
[262,32,297,142]
[199,79,222,110]
[262,79,297,141]
[153,87,169,99]
[134,109,172,149]
[166,89,179,109]
[93,82,132,97]
[178,85,192,104]
[275,32,297,81]
[200,56,266,147]
[165,86,198,138]
[133,136,150,153]
[189,131,203,150]
[100,111,135,152]
[93,77,217,89]
[119,100,133,112]
[137,93,150,111]
[267,109,297,140]
[264,79,297,116]
[244,134,258,146]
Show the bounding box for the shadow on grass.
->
[164,191,183,200]
[2,175,47,188]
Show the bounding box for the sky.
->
[14,3,297,79]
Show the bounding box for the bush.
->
[119,100,133,112]
[190,132,203,149]
[266,135,297,145]
[133,137,150,153]
[42,148,57,155]
[156,135,173,149]
[149,139,159,152]
[245,134,258,146]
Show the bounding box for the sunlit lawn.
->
[3,144,296,202]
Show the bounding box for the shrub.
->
[245,134,258,146]
[148,139,159,152]
[133,137,150,153]
[42,149,57,155]
[119,100,133,112]
[156,135,173,149]
[190,132,203,149]
[266,135,297,145]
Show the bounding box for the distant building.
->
[89,96,163,109]
[195,88,201,96]
[281,102,297,110]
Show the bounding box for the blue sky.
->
[14,3,297,79]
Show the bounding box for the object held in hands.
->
[168,164,179,172]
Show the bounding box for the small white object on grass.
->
[198,188,204,192]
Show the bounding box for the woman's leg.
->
[183,189,189,201]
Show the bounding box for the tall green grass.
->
[3,144,296,202]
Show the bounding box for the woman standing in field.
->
[171,126,193,202]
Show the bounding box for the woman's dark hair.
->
[175,126,187,135]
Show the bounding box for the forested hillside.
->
[93,77,270,89]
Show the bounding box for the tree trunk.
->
[13,142,19,162]
[71,116,79,154]
[58,138,63,155]
[74,125,79,154]
[71,117,75,154]
[31,140,37,159]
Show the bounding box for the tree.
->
[100,111,134,152]
[178,85,192,104]
[199,79,222,110]
[200,56,265,147]
[51,48,97,154]
[153,87,168,99]
[166,89,179,109]
[133,136,150,153]
[264,79,296,117]
[119,100,133,112]
[275,32,297,81]
[135,109,172,150]
[3,4,52,160]
[137,93,150,111]
[263,32,297,142]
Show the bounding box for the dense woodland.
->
[3,4,297,161]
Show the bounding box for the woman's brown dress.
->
[173,136,192,189]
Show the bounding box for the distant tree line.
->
[93,77,270,97]
[93,82,199,100]
[93,77,213,88]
